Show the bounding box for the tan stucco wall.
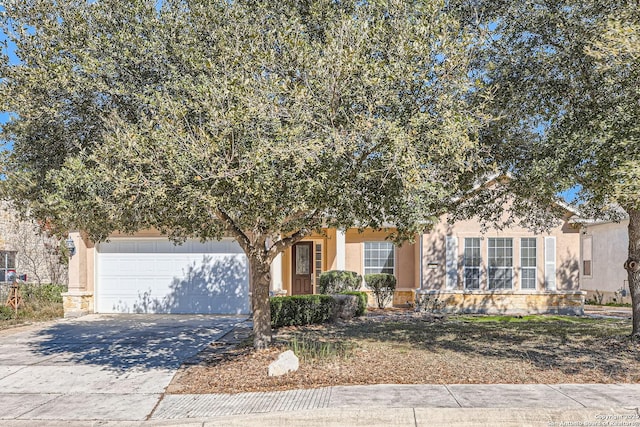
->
[344,228,417,290]
[280,231,330,296]
[64,231,95,317]
[580,219,630,304]
[421,213,581,292]
[280,228,419,295]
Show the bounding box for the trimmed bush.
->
[270,295,337,328]
[318,270,362,294]
[340,291,368,316]
[365,273,396,308]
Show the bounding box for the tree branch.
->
[215,208,252,253]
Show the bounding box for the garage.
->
[95,238,250,314]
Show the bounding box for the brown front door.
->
[292,242,313,295]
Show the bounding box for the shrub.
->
[0,306,14,320]
[21,283,67,304]
[270,295,337,328]
[365,273,396,309]
[340,291,368,316]
[318,270,362,294]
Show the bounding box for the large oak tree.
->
[1,0,489,347]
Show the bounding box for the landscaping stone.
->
[268,350,299,377]
[332,294,359,320]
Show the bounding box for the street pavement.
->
[0,313,639,426]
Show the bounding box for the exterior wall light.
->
[65,236,76,256]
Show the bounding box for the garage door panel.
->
[96,239,250,314]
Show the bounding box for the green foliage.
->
[456,0,640,218]
[0,0,488,246]
[270,295,337,328]
[0,0,492,347]
[0,306,14,321]
[340,291,368,316]
[318,270,362,294]
[20,283,67,304]
[0,283,65,326]
[364,273,396,309]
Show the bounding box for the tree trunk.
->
[626,209,640,337]
[249,255,272,349]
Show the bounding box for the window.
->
[582,236,592,277]
[520,238,537,290]
[488,238,513,289]
[315,243,323,285]
[463,238,481,289]
[364,242,394,276]
[0,251,17,282]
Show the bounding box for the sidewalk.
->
[4,383,640,426]
[148,383,640,426]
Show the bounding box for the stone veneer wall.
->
[0,203,68,285]
[62,292,94,318]
[415,290,585,315]
[363,289,585,315]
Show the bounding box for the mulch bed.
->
[167,309,640,394]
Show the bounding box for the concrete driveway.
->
[0,314,246,423]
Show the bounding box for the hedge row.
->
[270,291,368,327]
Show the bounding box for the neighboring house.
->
[64,186,585,317]
[578,216,631,305]
[0,202,68,285]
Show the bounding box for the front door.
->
[292,242,313,295]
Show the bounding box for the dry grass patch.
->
[168,312,640,394]
[0,283,65,329]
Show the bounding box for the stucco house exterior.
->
[64,195,585,317]
[578,216,631,305]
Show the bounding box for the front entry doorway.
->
[292,242,314,295]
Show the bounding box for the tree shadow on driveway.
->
[27,315,248,372]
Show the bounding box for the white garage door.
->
[96,239,250,314]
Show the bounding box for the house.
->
[63,190,585,317]
[578,215,631,305]
[0,202,68,286]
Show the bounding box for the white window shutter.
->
[544,236,556,290]
[446,236,458,289]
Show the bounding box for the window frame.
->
[363,241,395,276]
[463,237,482,290]
[487,237,514,290]
[0,250,17,283]
[520,237,537,290]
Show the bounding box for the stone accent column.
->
[62,231,94,317]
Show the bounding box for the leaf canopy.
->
[1,0,489,249]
